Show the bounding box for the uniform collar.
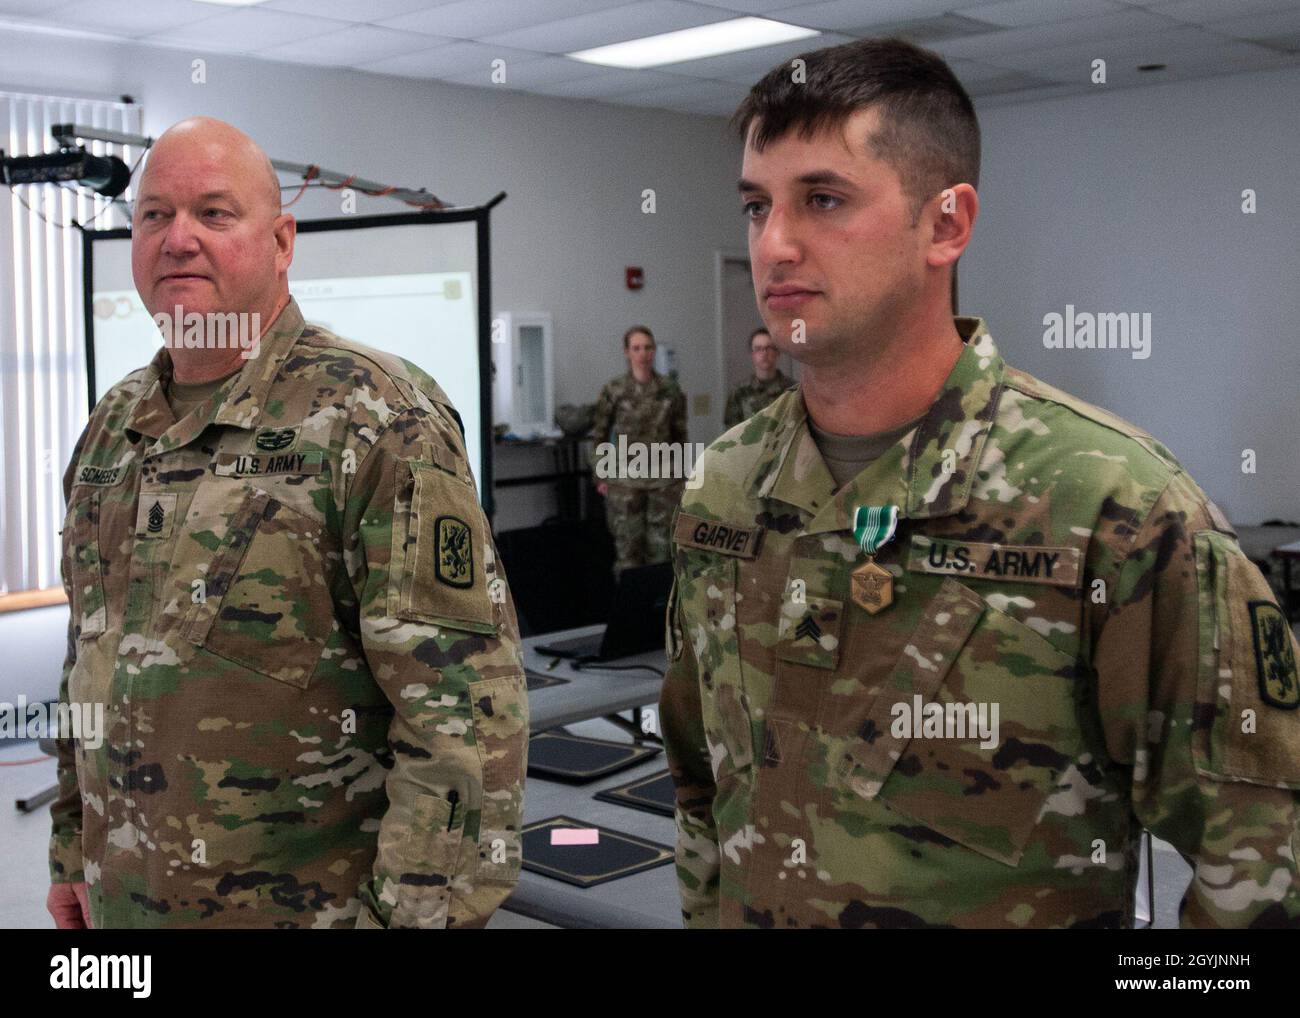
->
[124,297,307,450]
[626,370,663,393]
[750,316,1003,535]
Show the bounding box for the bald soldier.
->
[723,327,792,429]
[660,39,1300,928]
[48,118,527,929]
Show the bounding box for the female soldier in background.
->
[591,326,688,574]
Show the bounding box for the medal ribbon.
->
[852,504,899,556]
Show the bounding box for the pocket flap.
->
[776,596,846,670]
[395,463,497,635]
[841,578,985,795]
[1193,531,1300,787]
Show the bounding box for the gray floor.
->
[0,722,1194,929]
[0,741,61,929]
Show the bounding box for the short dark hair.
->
[623,325,654,348]
[749,327,772,346]
[732,37,979,224]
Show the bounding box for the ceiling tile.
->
[1143,0,1300,24]
[357,39,545,79]
[35,0,222,37]
[689,0,817,11]
[263,0,448,23]
[480,1,726,53]
[440,53,606,88]
[379,0,626,40]
[990,26,1297,80]
[0,0,75,15]
[665,31,853,82]
[524,66,698,98]
[1203,7,1300,40]
[1056,44,1300,87]
[927,8,1170,59]
[143,8,351,52]
[765,0,973,32]
[259,23,447,65]
[958,0,1126,29]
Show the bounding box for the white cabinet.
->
[492,312,555,438]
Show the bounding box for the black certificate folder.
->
[594,770,676,817]
[525,670,570,691]
[522,816,674,888]
[526,731,660,782]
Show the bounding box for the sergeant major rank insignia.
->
[1249,601,1299,709]
[435,515,474,588]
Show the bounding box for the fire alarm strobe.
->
[626,267,644,290]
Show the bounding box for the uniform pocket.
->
[675,546,753,775]
[775,595,844,671]
[183,489,331,689]
[392,463,498,635]
[63,492,107,640]
[1193,531,1300,787]
[389,790,467,929]
[469,673,527,884]
[837,578,1082,866]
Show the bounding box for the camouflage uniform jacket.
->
[724,371,793,429]
[661,316,1300,929]
[591,372,688,490]
[52,298,528,929]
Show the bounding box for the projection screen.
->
[82,207,495,508]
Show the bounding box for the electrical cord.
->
[0,754,55,766]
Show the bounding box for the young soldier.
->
[592,326,688,574]
[724,327,792,429]
[660,39,1300,929]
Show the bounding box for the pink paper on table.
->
[551,827,600,846]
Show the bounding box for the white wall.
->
[966,65,1300,525]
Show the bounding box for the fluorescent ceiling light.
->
[568,17,820,69]
[191,0,269,7]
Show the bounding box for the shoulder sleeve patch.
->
[1249,600,1299,710]
[1192,531,1300,787]
[393,462,496,634]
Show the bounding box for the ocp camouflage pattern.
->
[660,316,1300,929]
[590,371,688,491]
[52,298,528,929]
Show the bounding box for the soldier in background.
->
[592,326,688,574]
[48,117,527,929]
[660,38,1300,928]
[724,327,792,428]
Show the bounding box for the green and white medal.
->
[851,504,899,614]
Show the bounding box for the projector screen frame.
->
[81,202,500,516]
